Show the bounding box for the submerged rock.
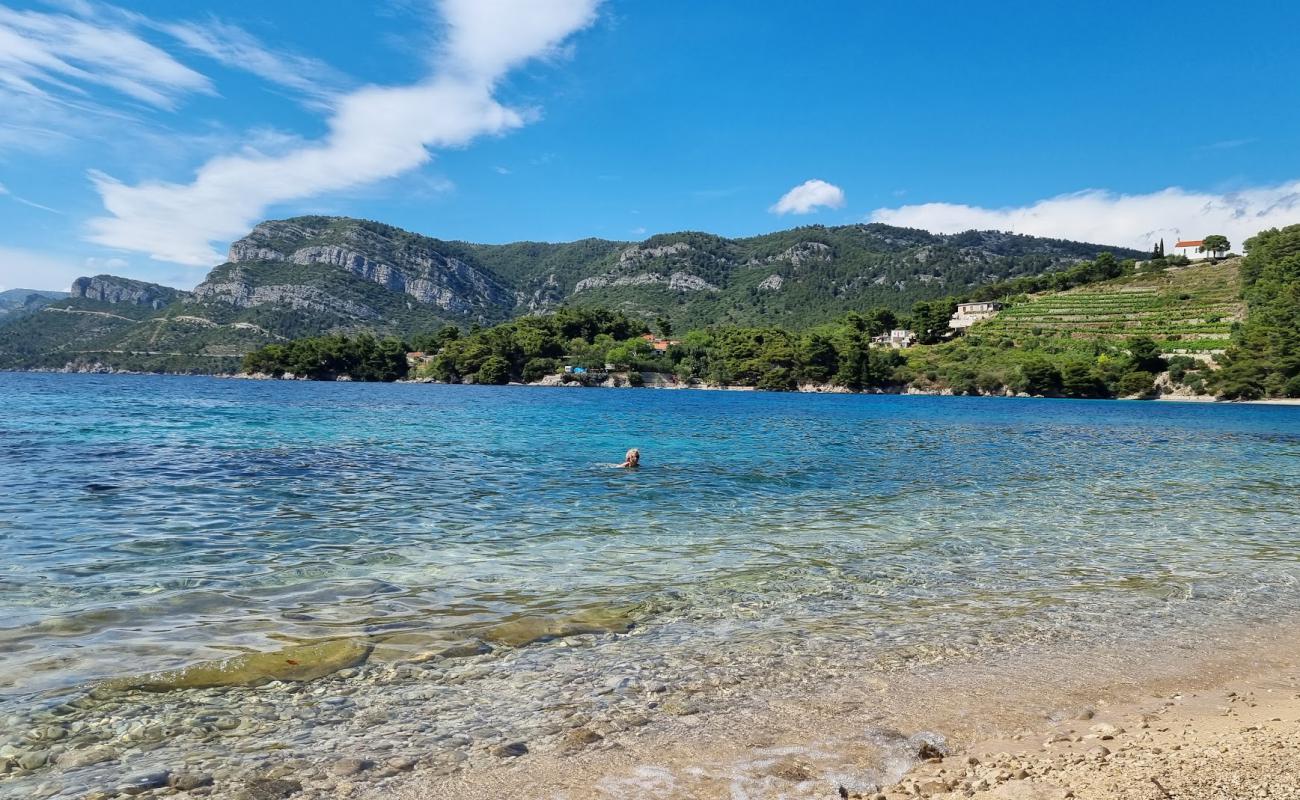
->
[54,745,118,768]
[235,778,302,800]
[483,608,636,648]
[329,757,372,777]
[118,770,170,795]
[102,640,372,691]
[169,772,215,791]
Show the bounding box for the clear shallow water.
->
[1,374,1299,794]
[3,374,1300,694]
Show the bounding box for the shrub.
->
[521,357,559,383]
[1118,370,1157,398]
[476,356,511,385]
[1060,362,1108,398]
[1017,358,1062,396]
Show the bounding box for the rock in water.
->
[483,607,636,647]
[236,778,302,800]
[118,771,170,795]
[169,772,215,791]
[329,758,373,777]
[102,639,372,691]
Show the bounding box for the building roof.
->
[1174,240,1204,248]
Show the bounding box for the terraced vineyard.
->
[976,259,1243,353]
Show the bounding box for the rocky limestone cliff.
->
[70,276,189,309]
[220,219,514,315]
[191,268,382,319]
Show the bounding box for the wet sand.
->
[366,622,1300,800]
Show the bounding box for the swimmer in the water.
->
[616,448,640,468]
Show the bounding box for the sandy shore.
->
[883,665,1300,800]
[363,626,1300,800]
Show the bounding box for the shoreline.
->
[14,368,1298,405]
[884,667,1300,799]
[367,622,1300,800]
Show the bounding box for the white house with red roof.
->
[1173,239,1212,260]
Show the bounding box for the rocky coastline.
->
[4,617,1296,800]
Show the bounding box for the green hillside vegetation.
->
[541,225,1146,330]
[241,334,408,381]
[401,306,908,391]
[904,258,1243,398]
[0,300,262,373]
[977,259,1242,353]
[240,251,1217,399]
[1209,224,1300,398]
[0,288,67,319]
[0,216,1149,373]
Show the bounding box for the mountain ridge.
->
[0,216,1148,372]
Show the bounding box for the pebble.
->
[25,726,67,742]
[1085,745,1110,760]
[55,745,119,768]
[559,728,603,754]
[17,750,50,770]
[492,741,529,758]
[170,772,215,791]
[236,778,303,800]
[118,770,171,795]
[330,757,373,777]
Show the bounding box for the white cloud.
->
[85,0,602,266]
[770,179,846,215]
[869,182,1300,251]
[494,165,512,174]
[161,18,346,100]
[0,5,211,109]
[0,180,60,213]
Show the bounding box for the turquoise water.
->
[1,374,1299,794]
[4,374,1299,693]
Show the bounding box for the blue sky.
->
[2,0,1299,290]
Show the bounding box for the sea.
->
[1,373,1298,798]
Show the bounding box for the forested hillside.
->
[0,216,1145,372]
[1210,224,1300,398]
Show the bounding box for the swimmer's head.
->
[625,448,640,466]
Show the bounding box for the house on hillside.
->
[871,329,916,349]
[1173,239,1212,261]
[640,334,681,356]
[949,301,1003,330]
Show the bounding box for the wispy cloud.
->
[0,180,61,213]
[0,4,211,109]
[770,179,845,215]
[1198,138,1257,151]
[869,181,1300,251]
[86,0,603,266]
[494,165,512,175]
[161,17,347,101]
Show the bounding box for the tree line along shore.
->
[240,224,1300,401]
